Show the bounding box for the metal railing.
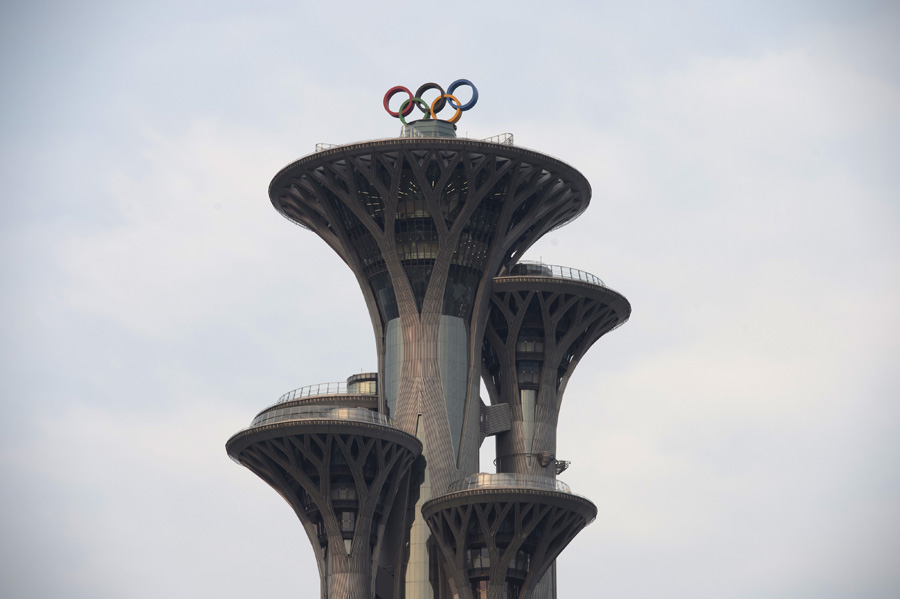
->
[448,472,572,494]
[251,406,393,428]
[481,132,514,145]
[503,261,605,287]
[277,381,377,404]
[316,132,513,152]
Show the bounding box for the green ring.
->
[399,97,431,125]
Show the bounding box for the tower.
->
[227,81,630,599]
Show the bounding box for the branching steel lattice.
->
[227,120,630,599]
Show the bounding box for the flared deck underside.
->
[483,276,631,477]
[227,421,422,599]
[422,488,597,599]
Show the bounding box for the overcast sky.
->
[1,1,898,598]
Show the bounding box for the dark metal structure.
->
[483,263,631,478]
[227,379,422,599]
[227,111,629,599]
[423,474,597,599]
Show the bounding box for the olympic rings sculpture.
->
[383,80,478,125]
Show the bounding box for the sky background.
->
[1,1,898,598]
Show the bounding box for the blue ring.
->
[446,79,478,111]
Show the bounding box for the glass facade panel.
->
[448,473,573,494]
[507,549,531,575]
[371,271,400,322]
[466,546,491,572]
[248,406,393,429]
[340,511,356,533]
[383,318,403,417]
[347,377,377,395]
[406,415,435,599]
[331,487,356,501]
[516,361,541,386]
[438,316,469,459]
[502,581,521,599]
[521,389,536,455]
[515,339,544,354]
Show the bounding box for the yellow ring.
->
[430,93,462,123]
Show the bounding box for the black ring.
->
[414,82,445,114]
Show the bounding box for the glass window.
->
[516,337,544,354]
[517,361,541,385]
[340,511,356,533]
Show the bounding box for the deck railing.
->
[251,406,392,428]
[503,261,604,287]
[315,132,513,151]
[448,472,572,494]
[277,381,376,404]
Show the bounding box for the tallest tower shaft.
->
[268,125,591,597]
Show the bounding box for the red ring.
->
[383,86,415,118]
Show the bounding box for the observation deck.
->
[483,262,631,481]
[485,260,631,389]
[422,473,596,599]
[268,128,592,268]
[227,373,421,599]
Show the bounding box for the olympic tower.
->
[227,81,630,599]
